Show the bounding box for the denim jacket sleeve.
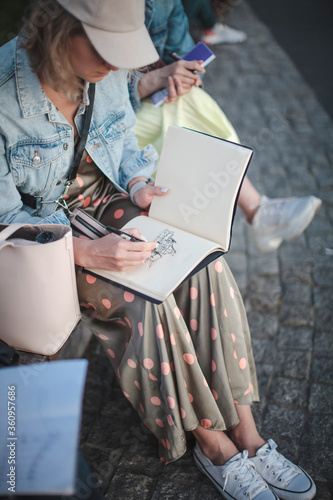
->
[128,0,195,112]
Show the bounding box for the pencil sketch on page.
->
[146,229,177,268]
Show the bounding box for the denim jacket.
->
[0,36,158,225]
[129,0,195,112]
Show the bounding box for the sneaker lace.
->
[258,439,300,485]
[223,450,269,499]
[252,196,297,226]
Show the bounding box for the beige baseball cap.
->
[57,0,159,69]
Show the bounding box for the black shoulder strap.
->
[67,82,96,182]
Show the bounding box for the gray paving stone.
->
[105,470,154,500]
[248,312,278,339]
[279,302,314,328]
[309,384,333,414]
[314,331,333,357]
[276,326,313,351]
[281,281,312,304]
[312,357,333,384]
[251,338,275,364]
[261,405,305,438]
[300,413,333,448]
[151,480,198,500]
[275,350,311,379]
[268,377,308,407]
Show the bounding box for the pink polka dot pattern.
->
[181,408,186,419]
[143,358,154,370]
[149,373,158,381]
[203,377,208,387]
[231,333,236,343]
[114,208,124,219]
[122,391,130,398]
[170,333,176,345]
[83,196,91,208]
[188,393,194,403]
[140,403,144,413]
[167,414,174,426]
[183,353,195,365]
[102,298,111,309]
[92,198,101,207]
[170,361,175,372]
[230,287,235,299]
[86,155,93,163]
[174,307,181,319]
[124,291,135,302]
[124,317,131,327]
[210,293,216,307]
[215,260,223,273]
[87,302,96,310]
[201,418,212,428]
[156,324,164,339]
[211,328,217,340]
[224,308,228,317]
[151,396,161,406]
[239,358,247,370]
[233,350,238,359]
[138,322,144,336]
[212,360,216,371]
[161,362,170,375]
[166,439,171,450]
[167,396,176,409]
[107,348,115,358]
[98,334,108,341]
[127,359,137,368]
[155,419,164,428]
[212,389,218,400]
[184,379,187,388]
[185,332,191,343]
[134,381,141,390]
[190,287,198,299]
[190,319,198,331]
[76,176,84,187]
[86,275,97,284]
[103,194,111,203]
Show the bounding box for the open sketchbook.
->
[85,126,253,303]
[0,360,88,495]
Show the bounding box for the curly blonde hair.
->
[21,0,85,104]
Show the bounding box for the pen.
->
[105,225,146,242]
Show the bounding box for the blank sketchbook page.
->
[149,126,253,250]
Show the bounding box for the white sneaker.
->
[193,442,279,499]
[202,23,247,45]
[250,195,322,253]
[250,440,316,500]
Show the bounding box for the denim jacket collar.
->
[15,36,49,118]
[15,35,90,119]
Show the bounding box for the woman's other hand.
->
[137,60,205,100]
[73,229,156,271]
[133,182,168,210]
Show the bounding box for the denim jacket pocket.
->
[9,139,64,194]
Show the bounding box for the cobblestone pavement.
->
[80,2,333,498]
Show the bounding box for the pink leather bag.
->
[0,223,81,355]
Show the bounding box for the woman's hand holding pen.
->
[73,230,157,272]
